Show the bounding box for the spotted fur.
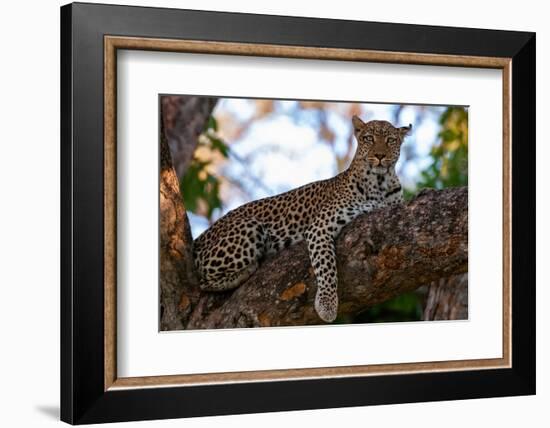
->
[193,117,412,322]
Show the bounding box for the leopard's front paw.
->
[314,291,338,323]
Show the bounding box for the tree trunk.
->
[159,97,215,330]
[422,274,468,320]
[161,95,218,180]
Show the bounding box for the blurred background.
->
[163,96,468,324]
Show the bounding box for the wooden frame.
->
[61,2,535,424]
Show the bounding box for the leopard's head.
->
[352,116,412,174]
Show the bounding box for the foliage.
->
[180,116,229,221]
[418,106,468,189]
[353,292,424,323]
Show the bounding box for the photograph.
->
[159,95,469,330]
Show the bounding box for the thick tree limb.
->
[184,187,468,329]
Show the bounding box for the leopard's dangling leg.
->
[305,227,339,322]
[305,203,372,322]
[305,204,352,323]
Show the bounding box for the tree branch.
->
[184,187,468,329]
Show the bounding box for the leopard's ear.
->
[399,124,413,138]
[352,115,365,134]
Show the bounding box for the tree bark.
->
[161,95,218,180]
[183,187,468,329]
[422,273,468,320]
[159,99,213,330]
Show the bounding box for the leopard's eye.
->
[362,135,374,143]
[387,137,397,144]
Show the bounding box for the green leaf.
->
[180,158,224,220]
[206,115,218,132]
[439,129,457,142]
[209,136,230,158]
[416,106,468,190]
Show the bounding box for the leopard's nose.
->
[374,153,385,161]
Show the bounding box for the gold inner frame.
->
[104,35,512,391]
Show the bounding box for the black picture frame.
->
[61,2,535,424]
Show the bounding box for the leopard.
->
[193,116,412,323]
